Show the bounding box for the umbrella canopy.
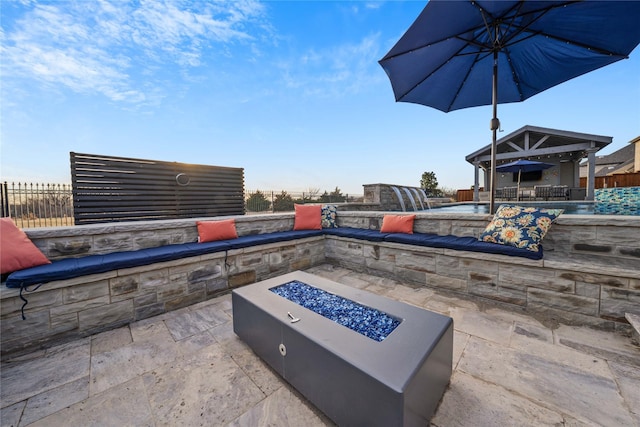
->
[496,159,554,201]
[379,0,640,213]
[495,159,554,174]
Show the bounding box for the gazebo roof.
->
[465,125,612,170]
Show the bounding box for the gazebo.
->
[465,125,612,202]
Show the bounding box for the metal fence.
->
[245,190,357,214]
[71,152,245,224]
[1,182,361,228]
[1,182,74,228]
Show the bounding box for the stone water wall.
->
[362,183,434,211]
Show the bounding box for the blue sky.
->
[2,0,639,195]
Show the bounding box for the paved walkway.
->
[1,264,639,426]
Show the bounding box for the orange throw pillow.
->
[0,218,51,274]
[196,219,238,242]
[293,204,322,230]
[380,214,416,234]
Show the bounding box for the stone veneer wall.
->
[362,184,451,211]
[1,211,639,359]
[595,186,640,215]
[362,184,429,211]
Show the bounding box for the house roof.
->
[582,142,635,166]
[579,142,636,176]
[465,125,612,171]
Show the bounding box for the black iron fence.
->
[1,182,74,228]
[245,190,358,213]
[1,182,362,228]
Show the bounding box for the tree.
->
[245,190,271,212]
[320,187,345,203]
[420,171,442,197]
[273,191,294,212]
[302,188,321,202]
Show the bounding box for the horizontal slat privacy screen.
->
[71,152,244,224]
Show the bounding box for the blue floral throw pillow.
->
[479,205,563,252]
[321,205,338,228]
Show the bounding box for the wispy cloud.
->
[279,33,385,98]
[1,0,269,106]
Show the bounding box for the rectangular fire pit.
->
[232,271,453,426]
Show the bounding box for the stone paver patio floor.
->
[1,264,639,426]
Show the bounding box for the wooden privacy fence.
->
[579,172,640,189]
[71,152,244,224]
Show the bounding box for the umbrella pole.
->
[517,169,521,202]
[489,50,499,214]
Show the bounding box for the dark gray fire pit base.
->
[232,271,453,426]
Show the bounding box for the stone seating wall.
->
[1,212,638,359]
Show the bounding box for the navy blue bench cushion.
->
[323,227,388,242]
[5,240,233,289]
[383,233,543,260]
[5,228,541,291]
[5,231,326,289]
[228,230,324,249]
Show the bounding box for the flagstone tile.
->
[458,337,636,426]
[210,320,245,349]
[362,282,395,296]
[192,301,230,327]
[20,376,89,426]
[510,322,553,345]
[177,330,218,356]
[27,377,154,427]
[211,322,283,395]
[453,330,470,370]
[509,329,612,377]
[388,284,434,307]
[129,316,175,343]
[142,343,265,426]
[90,337,180,395]
[228,385,334,427]
[421,293,479,316]
[484,306,548,328]
[0,338,90,407]
[0,401,25,427]
[554,324,640,367]
[431,371,564,427]
[163,311,212,341]
[609,361,640,423]
[449,307,514,345]
[230,350,283,397]
[91,325,132,355]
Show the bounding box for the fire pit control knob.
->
[279,343,286,357]
[287,312,300,323]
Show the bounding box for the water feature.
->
[410,188,425,210]
[402,187,419,211]
[418,188,432,210]
[390,186,407,211]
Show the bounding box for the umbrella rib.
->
[394,42,473,104]
[382,0,619,60]
[381,26,488,61]
[500,2,627,56]
[446,51,481,111]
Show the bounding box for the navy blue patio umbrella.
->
[496,159,554,201]
[379,0,640,213]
